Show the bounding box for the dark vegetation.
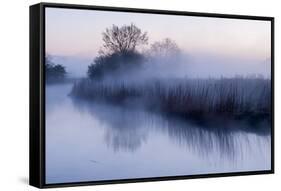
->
[87,51,145,80]
[45,56,67,83]
[71,77,271,119]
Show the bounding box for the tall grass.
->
[70,77,271,118]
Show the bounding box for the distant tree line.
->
[45,56,67,83]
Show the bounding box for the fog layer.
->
[52,53,270,79]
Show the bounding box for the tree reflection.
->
[71,98,270,161]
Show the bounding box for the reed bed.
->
[71,77,271,118]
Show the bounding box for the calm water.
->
[46,84,271,184]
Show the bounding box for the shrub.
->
[87,51,145,80]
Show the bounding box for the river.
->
[45,83,271,184]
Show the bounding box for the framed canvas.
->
[29,2,274,188]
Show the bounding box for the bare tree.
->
[149,38,180,58]
[101,23,148,55]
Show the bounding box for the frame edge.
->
[30,2,275,188]
[29,3,44,188]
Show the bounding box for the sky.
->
[46,7,271,59]
[45,7,271,78]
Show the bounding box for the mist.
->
[50,55,92,78]
[81,54,271,84]
[50,51,270,81]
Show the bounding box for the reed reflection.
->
[71,98,270,162]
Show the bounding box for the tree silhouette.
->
[88,24,147,80]
[101,23,148,55]
[45,56,67,83]
[149,38,180,58]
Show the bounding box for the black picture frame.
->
[30,2,275,189]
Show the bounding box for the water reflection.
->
[46,84,271,184]
[70,97,270,161]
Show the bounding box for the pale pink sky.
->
[46,7,271,60]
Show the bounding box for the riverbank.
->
[70,77,271,121]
